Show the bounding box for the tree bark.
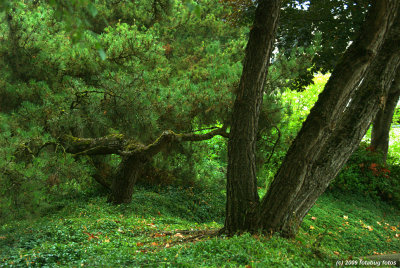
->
[224,0,281,234]
[371,80,400,163]
[108,155,145,203]
[257,1,400,237]
[61,127,228,204]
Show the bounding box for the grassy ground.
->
[1,186,399,267]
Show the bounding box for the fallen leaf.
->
[377,221,382,225]
[395,234,400,238]
[165,243,171,248]
[334,251,340,256]
[83,231,99,241]
[153,233,164,238]
[136,242,144,247]
[174,233,184,238]
[311,216,317,221]
[309,225,315,230]
[343,215,348,220]
[367,226,373,231]
[151,242,158,246]
[390,226,397,231]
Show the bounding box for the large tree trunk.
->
[257,1,400,237]
[371,83,400,163]
[224,0,281,234]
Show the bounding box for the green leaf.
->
[193,5,201,17]
[98,49,106,60]
[87,3,98,17]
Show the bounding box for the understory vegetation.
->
[1,187,399,267]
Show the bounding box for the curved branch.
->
[60,127,229,158]
[61,134,129,155]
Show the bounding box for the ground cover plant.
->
[1,186,399,267]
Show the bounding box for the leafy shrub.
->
[331,142,400,207]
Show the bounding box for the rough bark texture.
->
[61,127,228,204]
[224,0,281,234]
[108,155,145,204]
[257,1,400,237]
[371,75,400,162]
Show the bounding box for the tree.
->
[279,0,400,163]
[277,0,371,89]
[0,0,242,207]
[371,78,400,163]
[225,0,281,233]
[225,0,400,237]
[221,0,371,90]
[60,128,228,203]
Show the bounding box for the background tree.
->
[371,87,400,163]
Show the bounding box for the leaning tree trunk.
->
[371,83,400,163]
[224,0,281,234]
[257,1,400,237]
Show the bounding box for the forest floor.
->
[0,186,399,267]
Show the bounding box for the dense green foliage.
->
[0,0,244,219]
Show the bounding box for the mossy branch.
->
[60,127,229,158]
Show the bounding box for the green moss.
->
[125,140,143,151]
[107,133,124,140]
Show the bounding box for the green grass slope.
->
[1,187,399,267]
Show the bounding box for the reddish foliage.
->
[162,44,173,57]
[366,146,375,152]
